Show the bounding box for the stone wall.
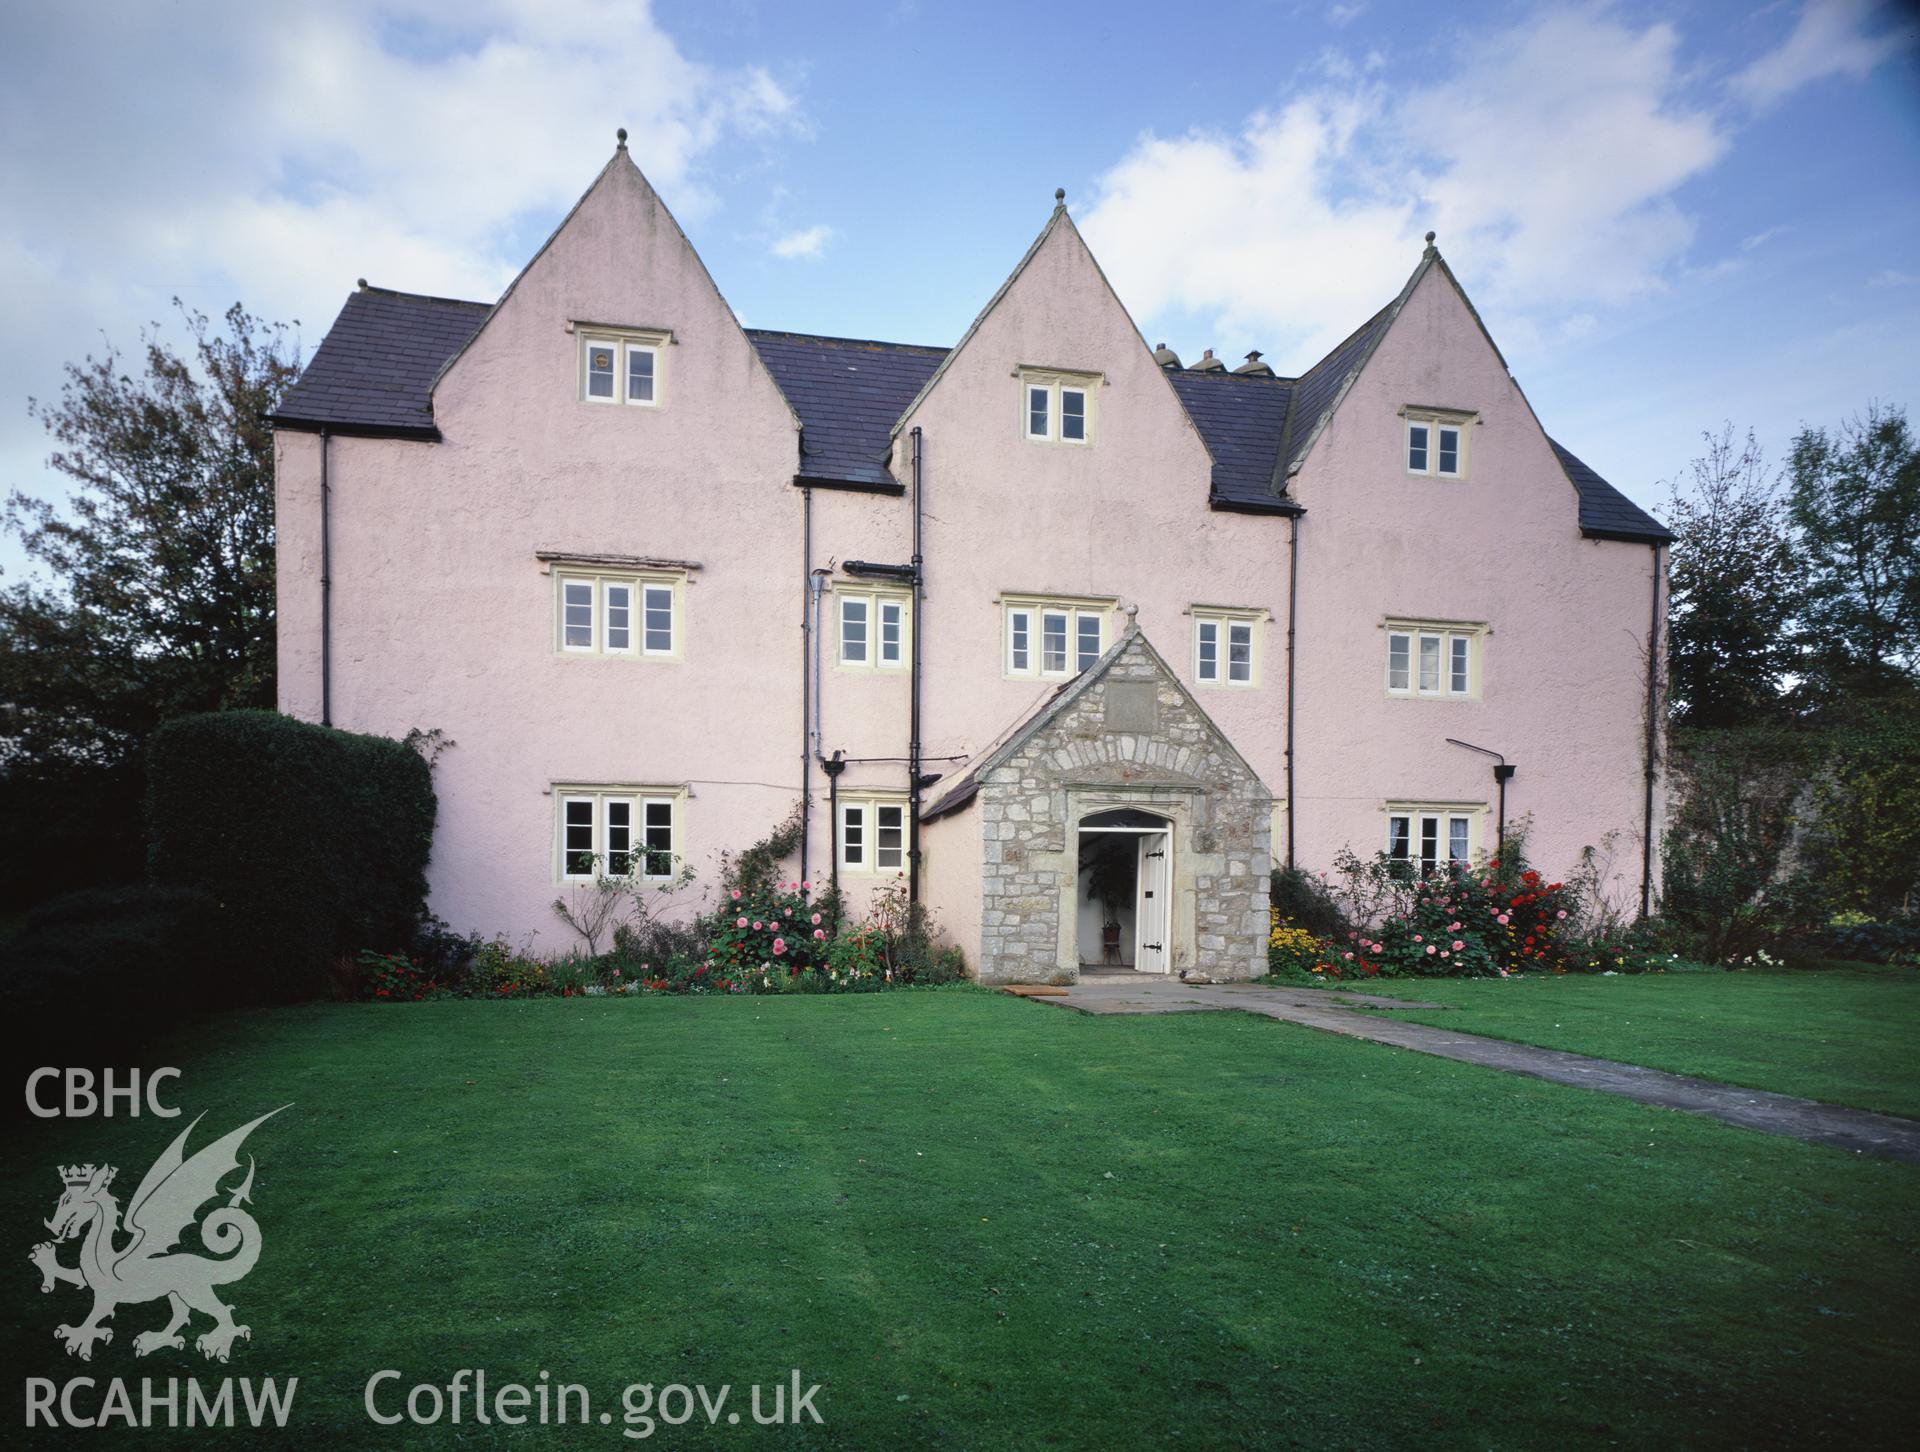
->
[973,632,1273,983]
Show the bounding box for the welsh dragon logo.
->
[28,1109,287,1363]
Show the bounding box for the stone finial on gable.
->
[1423,229,1439,259]
[616,127,629,152]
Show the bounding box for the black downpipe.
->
[800,486,813,890]
[319,427,333,727]
[1640,544,1664,919]
[908,427,925,906]
[1283,512,1299,868]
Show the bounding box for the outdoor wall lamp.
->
[1445,737,1516,856]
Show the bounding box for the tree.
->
[1786,404,1920,700]
[0,301,298,904]
[1658,425,1803,727]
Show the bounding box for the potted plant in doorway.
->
[1085,837,1134,965]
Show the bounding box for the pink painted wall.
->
[919,804,983,970]
[810,212,1298,944]
[276,155,1662,960]
[277,154,810,954]
[1288,263,1663,904]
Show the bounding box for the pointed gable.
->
[1280,239,1668,543]
[428,139,797,444]
[923,626,1272,821]
[891,199,1214,495]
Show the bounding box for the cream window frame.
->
[1403,408,1473,479]
[1001,593,1113,679]
[577,326,670,407]
[835,586,911,672]
[1384,618,1483,699]
[1383,801,1485,875]
[1191,606,1268,688]
[1018,368,1100,446]
[838,793,908,875]
[555,786,684,883]
[554,569,686,660]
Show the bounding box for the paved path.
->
[1035,973,1920,1165]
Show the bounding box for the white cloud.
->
[1326,2,1367,28]
[1741,225,1791,251]
[1730,0,1913,112]
[770,225,835,260]
[1079,3,1905,372]
[0,0,799,573]
[1869,268,1919,287]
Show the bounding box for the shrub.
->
[1660,725,1825,960]
[1269,866,1349,941]
[1819,914,1920,966]
[355,832,966,1002]
[701,877,835,987]
[1799,704,1920,918]
[1557,920,1690,974]
[354,949,451,1001]
[147,711,436,1000]
[0,886,223,1055]
[1328,847,1577,977]
[1266,912,1340,978]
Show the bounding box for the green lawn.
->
[5,992,1916,1449]
[1324,965,1920,1118]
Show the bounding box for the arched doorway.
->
[1076,807,1173,973]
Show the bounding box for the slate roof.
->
[269,283,1671,544]
[1550,440,1673,543]
[271,287,489,437]
[1167,369,1294,510]
[744,330,945,490]
[1279,303,1395,477]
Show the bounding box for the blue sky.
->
[3,1,1916,579]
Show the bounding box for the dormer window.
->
[1020,369,1097,445]
[1404,408,1472,478]
[578,326,668,407]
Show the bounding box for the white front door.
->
[1135,832,1170,973]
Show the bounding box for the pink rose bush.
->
[1321,849,1578,979]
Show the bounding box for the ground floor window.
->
[839,795,907,873]
[1385,804,1481,874]
[557,788,679,881]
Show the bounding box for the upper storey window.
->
[1021,369,1098,445]
[1003,593,1112,678]
[837,586,910,671]
[555,568,683,659]
[1192,607,1267,688]
[1385,619,1482,698]
[579,326,668,407]
[1404,408,1473,478]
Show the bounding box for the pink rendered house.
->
[270,138,1669,982]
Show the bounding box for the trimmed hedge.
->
[147,711,436,999]
[0,886,222,1059]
